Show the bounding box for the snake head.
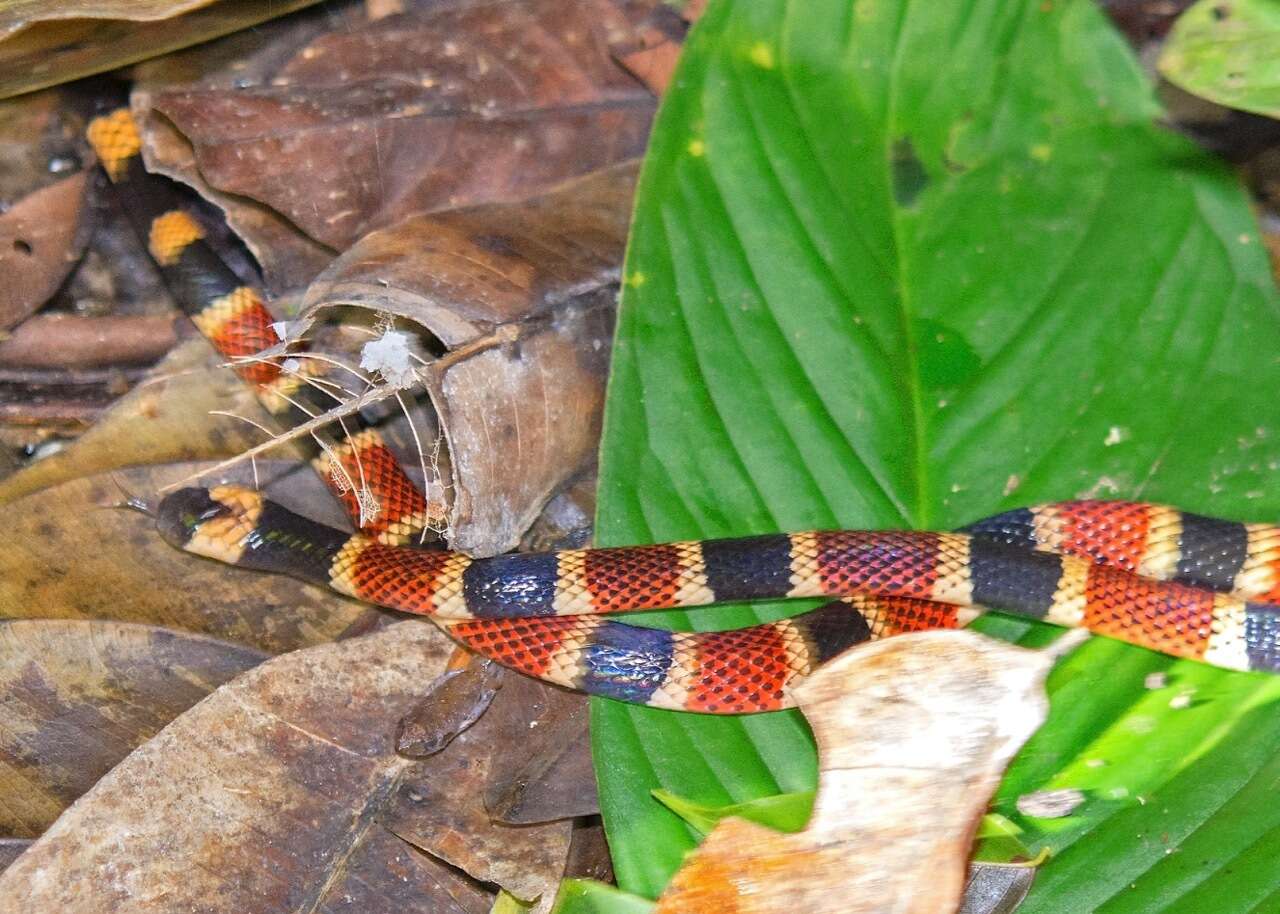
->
[156,486,263,563]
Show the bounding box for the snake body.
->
[158,485,1280,712]
[88,107,1280,713]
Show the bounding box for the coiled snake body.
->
[158,485,1280,712]
[88,106,1280,713]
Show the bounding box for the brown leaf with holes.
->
[295,161,633,555]
[0,622,496,913]
[0,172,89,329]
[139,0,653,254]
[0,462,386,653]
[654,631,1053,914]
[0,620,266,837]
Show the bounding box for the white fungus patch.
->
[359,330,417,388]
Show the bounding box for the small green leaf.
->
[551,880,655,914]
[656,786,1026,846]
[1160,0,1280,118]
[653,788,813,834]
[490,891,534,914]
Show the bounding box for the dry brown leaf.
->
[296,162,633,555]
[0,313,176,367]
[0,620,267,837]
[0,622,495,912]
[0,337,294,505]
[654,631,1053,914]
[397,654,504,758]
[0,172,88,330]
[0,1,324,99]
[132,3,356,292]
[142,0,653,252]
[384,669,575,912]
[482,673,597,825]
[0,462,385,653]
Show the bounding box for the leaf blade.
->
[594,0,1280,907]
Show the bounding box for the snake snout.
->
[156,487,230,547]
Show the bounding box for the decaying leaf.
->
[0,0,324,99]
[0,620,267,837]
[482,673,597,825]
[295,162,634,555]
[0,463,385,653]
[385,670,575,912]
[0,622,498,912]
[0,338,295,505]
[653,631,1053,914]
[132,2,359,292]
[397,654,504,758]
[0,172,89,330]
[141,0,653,253]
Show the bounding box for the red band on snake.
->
[157,486,1280,712]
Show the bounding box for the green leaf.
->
[1160,0,1280,119]
[653,787,813,834]
[593,0,1280,908]
[551,880,655,914]
[655,787,1024,846]
[490,891,534,914]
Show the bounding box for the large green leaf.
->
[593,0,1280,908]
[1160,0,1280,119]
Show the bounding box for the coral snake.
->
[90,106,1280,713]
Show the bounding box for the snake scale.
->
[88,106,1280,713]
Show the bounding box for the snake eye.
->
[156,488,230,547]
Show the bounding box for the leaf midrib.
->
[884,0,930,529]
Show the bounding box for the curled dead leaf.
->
[139,0,652,252]
[397,655,504,758]
[294,162,634,556]
[653,631,1053,914]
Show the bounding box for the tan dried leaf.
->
[654,630,1053,914]
[0,1,324,99]
[0,622,492,912]
[0,620,266,836]
[0,338,296,505]
[0,463,383,653]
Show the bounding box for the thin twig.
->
[158,323,521,493]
